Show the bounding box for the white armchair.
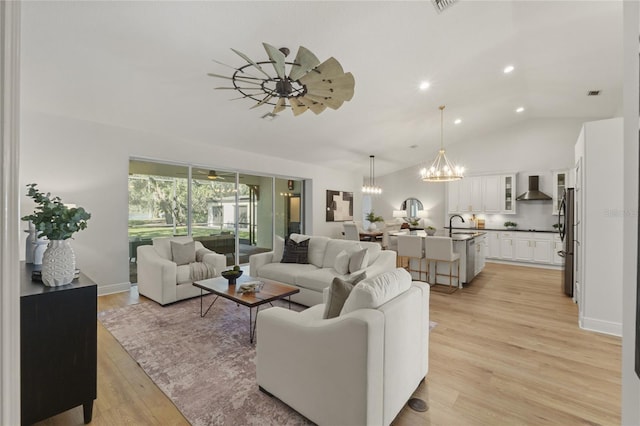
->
[256,269,429,426]
[137,236,226,305]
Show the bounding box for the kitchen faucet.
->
[449,214,465,237]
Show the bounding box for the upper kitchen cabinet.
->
[552,169,573,215]
[448,174,516,214]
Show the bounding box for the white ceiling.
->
[20,1,623,177]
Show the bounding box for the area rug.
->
[99,295,311,426]
[99,296,437,426]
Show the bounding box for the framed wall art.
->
[326,190,353,222]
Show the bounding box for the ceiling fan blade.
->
[230,48,273,79]
[289,98,309,116]
[303,93,344,110]
[297,96,327,115]
[304,73,355,100]
[250,94,274,109]
[273,97,287,114]
[298,57,345,85]
[288,46,321,81]
[262,43,286,80]
[211,59,262,79]
[207,73,263,85]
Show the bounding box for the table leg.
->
[201,295,219,318]
[83,400,94,424]
[250,304,261,344]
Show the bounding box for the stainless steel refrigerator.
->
[558,188,574,296]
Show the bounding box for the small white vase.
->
[41,240,76,287]
[368,222,377,231]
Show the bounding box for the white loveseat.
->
[256,268,430,426]
[137,236,227,305]
[249,233,397,306]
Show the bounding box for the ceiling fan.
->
[208,43,355,116]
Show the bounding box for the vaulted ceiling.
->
[20,1,623,177]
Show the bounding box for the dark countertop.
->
[446,226,558,234]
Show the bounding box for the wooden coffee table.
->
[193,275,300,344]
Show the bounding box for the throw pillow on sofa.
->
[272,235,285,262]
[334,250,351,275]
[340,268,412,315]
[322,272,367,319]
[281,237,310,264]
[348,248,369,274]
[171,240,196,266]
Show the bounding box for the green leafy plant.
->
[365,211,384,223]
[504,221,517,228]
[426,226,436,230]
[21,183,91,240]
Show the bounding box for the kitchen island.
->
[404,231,487,288]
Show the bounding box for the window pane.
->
[275,178,304,239]
[238,173,273,264]
[191,168,237,266]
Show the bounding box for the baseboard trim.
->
[98,281,131,296]
[580,316,622,337]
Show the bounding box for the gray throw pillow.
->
[322,272,367,319]
[171,240,196,266]
[348,248,369,273]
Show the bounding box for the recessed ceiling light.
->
[454,118,462,125]
[419,81,430,90]
[516,107,525,113]
[504,65,515,74]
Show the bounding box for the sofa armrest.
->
[362,250,397,279]
[256,306,384,425]
[137,245,178,305]
[201,251,226,275]
[249,251,274,276]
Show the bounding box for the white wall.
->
[372,118,584,230]
[19,110,362,290]
[621,1,640,423]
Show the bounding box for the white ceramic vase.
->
[368,222,377,231]
[41,240,76,286]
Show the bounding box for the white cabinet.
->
[512,232,553,264]
[552,170,572,215]
[501,174,516,214]
[552,235,563,265]
[483,175,501,212]
[459,176,482,213]
[486,231,500,259]
[474,234,487,275]
[447,174,516,214]
[447,180,460,213]
[499,232,515,260]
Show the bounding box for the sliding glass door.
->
[128,159,303,283]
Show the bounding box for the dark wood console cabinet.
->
[20,263,97,425]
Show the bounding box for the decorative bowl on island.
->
[221,270,243,285]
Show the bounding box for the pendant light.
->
[420,105,464,182]
[362,155,382,194]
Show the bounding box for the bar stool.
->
[425,236,460,293]
[397,234,427,281]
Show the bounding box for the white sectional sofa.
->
[249,233,397,306]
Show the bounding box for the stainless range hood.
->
[516,175,552,201]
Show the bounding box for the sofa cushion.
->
[322,272,368,319]
[348,248,369,274]
[281,238,310,264]
[322,240,364,268]
[296,267,345,293]
[358,241,382,266]
[334,250,351,275]
[176,264,191,284]
[153,236,193,261]
[258,262,318,284]
[171,240,196,266]
[273,235,285,263]
[289,234,329,267]
[341,268,412,315]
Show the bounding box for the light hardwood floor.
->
[37,262,621,425]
